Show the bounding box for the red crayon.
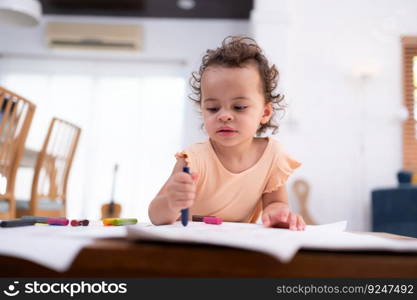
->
[70,219,90,226]
[70,219,80,226]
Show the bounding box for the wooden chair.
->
[16,118,81,217]
[0,87,36,220]
[292,179,317,225]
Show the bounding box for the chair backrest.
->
[0,86,36,219]
[292,179,316,225]
[30,118,81,214]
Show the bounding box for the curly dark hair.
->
[190,35,285,135]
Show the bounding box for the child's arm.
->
[261,186,306,231]
[148,158,198,225]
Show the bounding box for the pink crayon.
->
[203,216,222,225]
[48,218,69,226]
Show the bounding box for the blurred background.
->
[0,0,416,232]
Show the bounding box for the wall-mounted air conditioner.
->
[45,22,142,51]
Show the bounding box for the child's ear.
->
[261,102,273,124]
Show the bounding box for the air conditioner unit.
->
[45,22,142,51]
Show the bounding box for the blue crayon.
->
[181,166,190,226]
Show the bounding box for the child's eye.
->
[206,107,219,112]
[234,105,248,111]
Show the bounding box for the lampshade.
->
[0,0,42,26]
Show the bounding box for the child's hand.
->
[165,171,198,213]
[262,203,306,231]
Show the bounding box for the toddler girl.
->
[149,36,305,230]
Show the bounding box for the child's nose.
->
[218,112,233,122]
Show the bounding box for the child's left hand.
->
[262,202,306,231]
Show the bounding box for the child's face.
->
[201,63,272,147]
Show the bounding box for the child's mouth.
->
[217,129,237,136]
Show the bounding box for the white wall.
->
[252,0,417,230]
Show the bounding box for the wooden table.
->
[1,233,416,277]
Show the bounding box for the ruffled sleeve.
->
[263,145,301,194]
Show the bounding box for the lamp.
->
[0,0,42,27]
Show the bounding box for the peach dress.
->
[175,137,301,223]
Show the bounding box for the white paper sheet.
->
[0,224,126,272]
[300,230,417,252]
[126,221,348,263]
[127,221,417,263]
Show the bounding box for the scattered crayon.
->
[80,219,89,226]
[102,218,137,226]
[71,219,90,226]
[47,218,69,226]
[34,223,48,226]
[0,219,36,228]
[21,216,49,223]
[192,215,215,222]
[21,216,66,224]
[203,216,222,225]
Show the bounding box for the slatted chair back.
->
[0,87,36,219]
[17,117,81,217]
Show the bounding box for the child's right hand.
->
[165,171,198,213]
